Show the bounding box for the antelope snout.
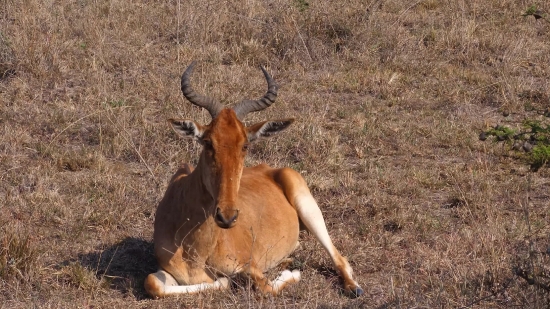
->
[214,207,239,229]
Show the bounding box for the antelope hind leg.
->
[274,168,363,297]
[294,190,363,297]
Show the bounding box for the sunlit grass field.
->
[1,0,549,307]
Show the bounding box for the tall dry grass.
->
[1,0,549,307]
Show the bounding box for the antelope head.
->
[169,62,294,229]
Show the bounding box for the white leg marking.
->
[271,269,301,292]
[164,277,229,295]
[295,192,357,282]
[294,193,338,257]
[151,270,229,295]
[293,191,363,296]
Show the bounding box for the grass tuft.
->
[0,230,39,282]
[0,33,16,79]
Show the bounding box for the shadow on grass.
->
[64,237,157,300]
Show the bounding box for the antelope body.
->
[144,62,363,298]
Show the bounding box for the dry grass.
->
[1,0,550,307]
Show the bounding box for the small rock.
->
[479,132,487,141]
[523,142,534,152]
[52,216,64,225]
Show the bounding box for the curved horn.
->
[232,66,278,120]
[181,61,223,118]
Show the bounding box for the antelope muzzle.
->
[214,207,239,229]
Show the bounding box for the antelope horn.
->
[181,61,223,118]
[232,66,278,120]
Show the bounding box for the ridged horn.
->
[181,61,223,118]
[232,66,278,120]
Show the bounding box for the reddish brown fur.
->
[145,82,362,299]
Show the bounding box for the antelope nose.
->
[215,207,239,229]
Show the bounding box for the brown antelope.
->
[144,62,364,298]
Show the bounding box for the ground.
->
[1,0,550,308]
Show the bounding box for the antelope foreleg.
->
[248,267,301,296]
[144,270,229,298]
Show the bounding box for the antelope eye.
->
[242,143,249,151]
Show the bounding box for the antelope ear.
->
[169,119,205,141]
[247,118,294,142]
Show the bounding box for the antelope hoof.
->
[346,286,364,298]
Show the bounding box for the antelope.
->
[144,62,364,298]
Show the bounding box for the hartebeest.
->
[144,62,364,298]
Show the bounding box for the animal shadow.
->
[64,237,157,299]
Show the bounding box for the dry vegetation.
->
[1,0,550,307]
